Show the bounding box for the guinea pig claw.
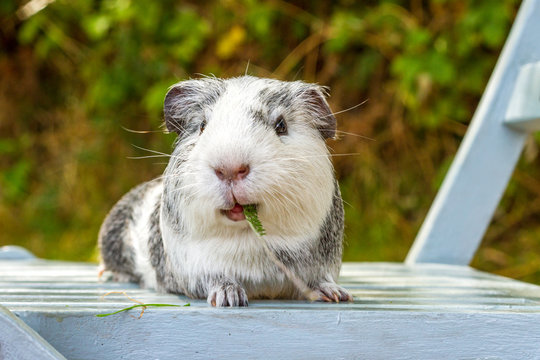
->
[314,282,352,303]
[320,295,332,302]
[207,280,249,307]
[341,291,354,302]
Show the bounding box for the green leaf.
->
[1,160,32,201]
[18,15,44,44]
[244,205,266,237]
[246,5,276,39]
[83,15,111,41]
[404,28,431,52]
[143,80,176,117]
[0,139,18,154]
[325,12,364,53]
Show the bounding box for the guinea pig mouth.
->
[221,203,247,222]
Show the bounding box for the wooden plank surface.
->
[2,260,540,312]
[0,305,66,360]
[2,259,540,359]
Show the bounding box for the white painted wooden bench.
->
[2,1,540,358]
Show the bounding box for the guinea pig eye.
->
[199,120,207,134]
[274,115,287,136]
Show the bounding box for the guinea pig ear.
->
[163,78,224,135]
[303,87,337,139]
[163,84,191,135]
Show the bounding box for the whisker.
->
[276,153,363,161]
[127,155,172,160]
[169,183,199,196]
[328,152,363,157]
[157,171,200,183]
[277,156,312,163]
[334,130,376,142]
[157,172,188,180]
[122,126,165,134]
[342,198,353,208]
[181,187,204,203]
[162,118,187,134]
[245,60,250,76]
[130,144,173,157]
[264,186,303,216]
[325,99,369,118]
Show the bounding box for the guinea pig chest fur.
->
[98,76,352,307]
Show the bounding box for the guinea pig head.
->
[162,76,337,237]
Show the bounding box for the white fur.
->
[159,78,335,298]
[177,79,333,237]
[129,181,162,289]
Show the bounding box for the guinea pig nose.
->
[214,164,250,181]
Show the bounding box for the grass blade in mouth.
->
[243,204,266,236]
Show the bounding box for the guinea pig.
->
[98,76,352,307]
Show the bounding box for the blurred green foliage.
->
[2,0,540,283]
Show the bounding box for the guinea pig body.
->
[99,76,352,306]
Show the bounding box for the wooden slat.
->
[0,305,66,360]
[2,259,540,359]
[406,0,540,265]
[2,260,540,312]
[505,61,540,131]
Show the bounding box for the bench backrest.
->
[406,0,540,265]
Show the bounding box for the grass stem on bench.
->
[96,291,190,318]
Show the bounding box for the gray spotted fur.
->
[98,180,160,283]
[99,76,351,306]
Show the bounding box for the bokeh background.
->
[2,0,540,283]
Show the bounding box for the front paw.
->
[207,281,249,307]
[313,282,353,303]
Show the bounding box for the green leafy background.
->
[2,0,540,283]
